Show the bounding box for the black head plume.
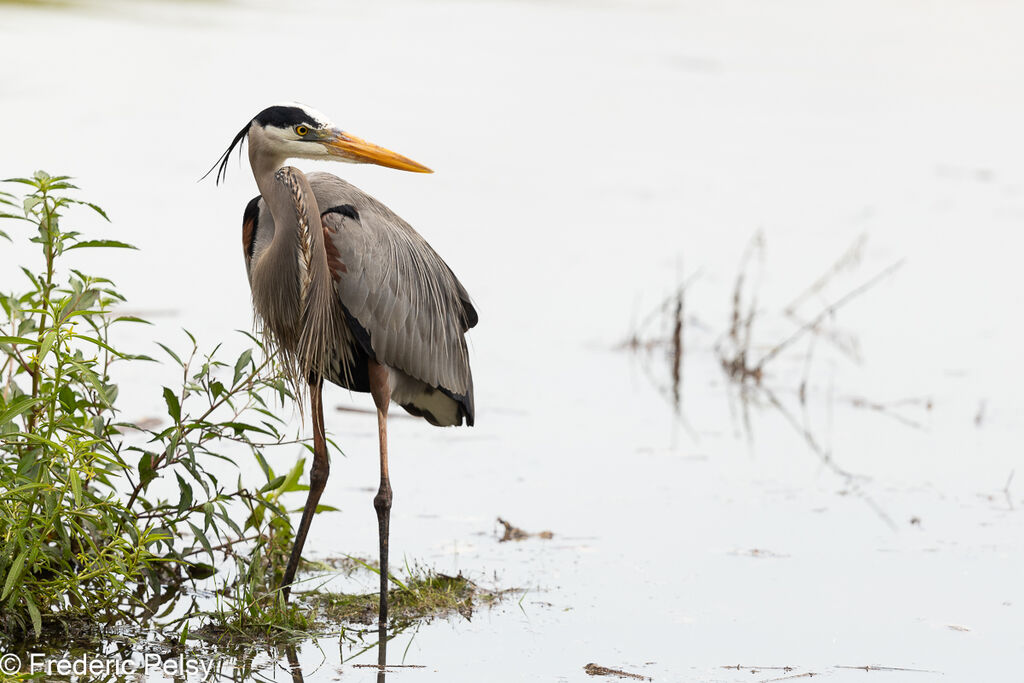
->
[253,104,321,130]
[202,121,250,185]
[202,105,326,185]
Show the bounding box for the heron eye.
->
[296,125,309,136]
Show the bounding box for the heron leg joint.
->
[374,481,392,513]
[310,453,330,490]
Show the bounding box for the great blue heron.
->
[208,103,476,624]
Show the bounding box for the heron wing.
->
[308,172,476,397]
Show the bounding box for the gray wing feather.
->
[307,172,474,395]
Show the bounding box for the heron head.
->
[208,103,432,184]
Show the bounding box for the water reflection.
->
[343,623,391,683]
[375,623,387,683]
[341,622,425,681]
[284,645,303,683]
[219,622,402,682]
[623,235,920,440]
[619,278,693,418]
[21,590,432,682]
[621,236,929,530]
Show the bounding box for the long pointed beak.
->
[321,128,432,173]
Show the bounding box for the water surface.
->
[2,0,1023,679]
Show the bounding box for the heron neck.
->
[246,145,305,345]
[249,141,288,200]
[248,144,304,263]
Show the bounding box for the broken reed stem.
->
[671,287,683,412]
[784,233,867,314]
[754,259,904,372]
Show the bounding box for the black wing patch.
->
[338,300,376,362]
[242,195,261,262]
[461,299,479,330]
[323,204,360,221]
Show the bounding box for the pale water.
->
[2,0,1024,680]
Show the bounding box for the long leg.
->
[368,361,393,626]
[281,375,330,601]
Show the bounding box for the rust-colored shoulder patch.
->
[323,224,347,280]
[242,216,255,258]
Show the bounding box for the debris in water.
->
[730,548,789,559]
[584,662,651,680]
[497,517,553,542]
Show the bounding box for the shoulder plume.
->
[273,166,353,392]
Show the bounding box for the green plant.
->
[0,172,320,639]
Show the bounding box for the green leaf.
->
[69,334,123,357]
[138,452,156,488]
[157,342,183,366]
[113,315,151,325]
[162,387,181,422]
[0,335,39,347]
[38,329,58,363]
[233,349,253,385]
[315,504,339,513]
[259,475,286,493]
[23,196,42,214]
[2,551,26,600]
[65,239,136,251]
[244,505,264,531]
[0,395,42,425]
[219,510,243,537]
[70,471,83,506]
[186,563,216,580]
[187,522,213,558]
[273,457,306,499]
[0,483,47,497]
[222,421,274,437]
[25,594,42,638]
[175,474,193,513]
[58,385,77,411]
[76,201,109,221]
[252,449,272,479]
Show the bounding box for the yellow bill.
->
[322,129,432,173]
